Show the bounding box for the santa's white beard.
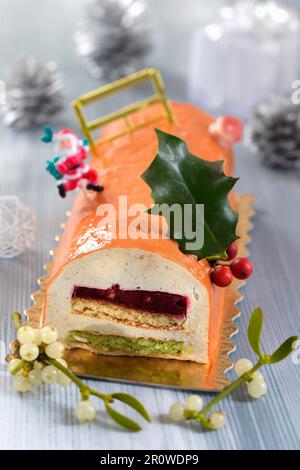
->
[58,147,77,159]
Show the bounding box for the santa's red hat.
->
[55,129,78,141]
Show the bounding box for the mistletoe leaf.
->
[112,393,151,422]
[269,336,298,364]
[247,308,264,358]
[105,403,142,431]
[141,129,238,260]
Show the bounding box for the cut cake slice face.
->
[46,248,211,362]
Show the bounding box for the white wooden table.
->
[0,0,300,450]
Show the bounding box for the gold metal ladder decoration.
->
[72,68,174,149]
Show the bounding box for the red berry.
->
[226,241,238,261]
[231,257,253,280]
[211,266,233,288]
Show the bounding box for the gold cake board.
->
[25,194,255,392]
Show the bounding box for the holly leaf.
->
[269,336,298,364]
[141,129,238,260]
[247,308,264,358]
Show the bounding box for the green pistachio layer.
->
[66,331,184,356]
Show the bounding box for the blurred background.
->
[1,0,300,120]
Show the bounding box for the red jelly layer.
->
[72,284,188,318]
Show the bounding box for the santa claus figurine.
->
[42,126,103,198]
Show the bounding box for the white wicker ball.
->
[0,196,36,259]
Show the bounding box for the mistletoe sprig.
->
[7,313,150,431]
[168,308,298,430]
[8,309,296,432]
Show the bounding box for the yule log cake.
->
[43,73,240,364]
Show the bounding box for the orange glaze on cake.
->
[44,101,234,355]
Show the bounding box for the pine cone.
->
[249,96,300,169]
[74,0,152,80]
[2,57,64,129]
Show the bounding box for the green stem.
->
[197,360,264,422]
[216,261,231,267]
[11,312,22,331]
[48,359,111,403]
[10,360,26,376]
[90,388,112,403]
[48,358,89,397]
[206,254,227,262]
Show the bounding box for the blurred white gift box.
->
[187,0,300,119]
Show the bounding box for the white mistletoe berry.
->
[40,326,58,344]
[75,400,96,423]
[209,411,226,429]
[234,358,253,377]
[168,403,185,422]
[41,365,57,384]
[56,371,72,387]
[13,376,32,393]
[28,369,43,387]
[185,395,203,413]
[45,341,65,359]
[19,343,39,361]
[252,371,265,383]
[17,326,36,345]
[247,379,267,399]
